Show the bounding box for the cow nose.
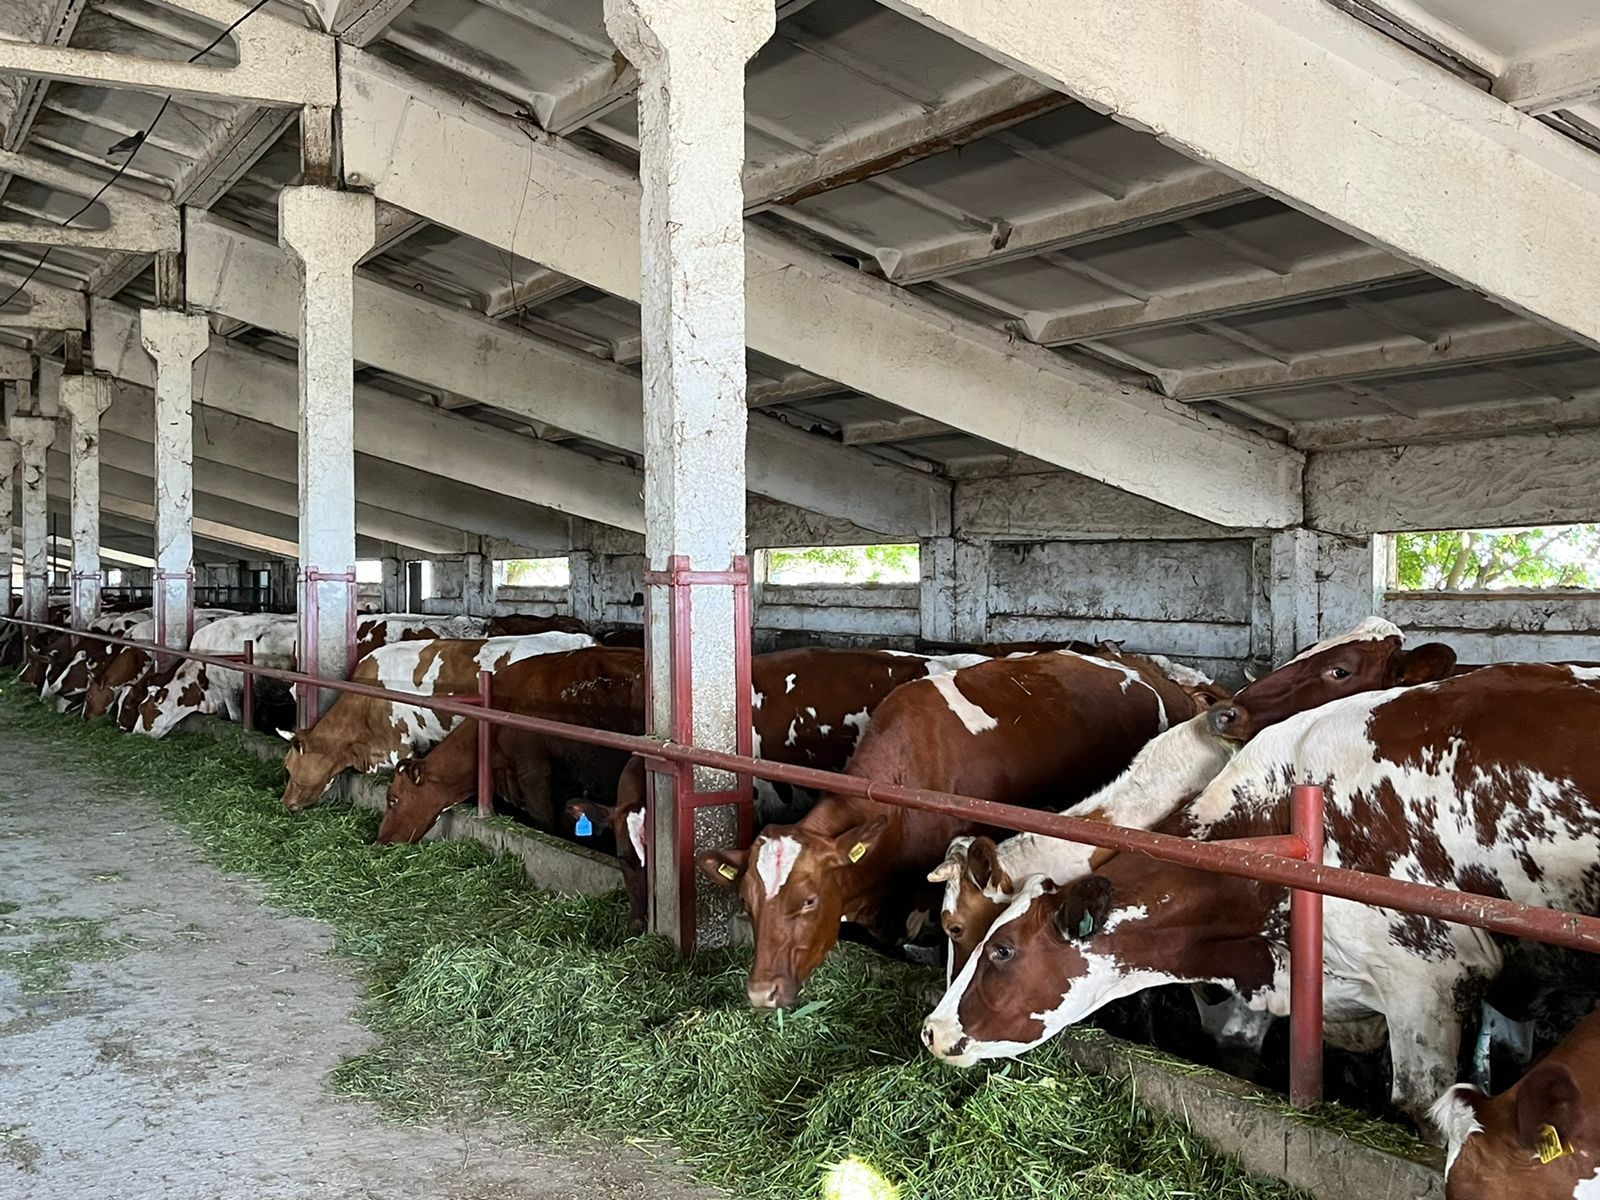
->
[921,1019,972,1060]
[746,978,795,1010]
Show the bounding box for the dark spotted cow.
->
[1435,1008,1600,1198]
[702,648,1218,1009]
[922,663,1600,1131]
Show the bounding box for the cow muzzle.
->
[746,976,798,1010]
[920,1018,975,1065]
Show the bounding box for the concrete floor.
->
[0,723,715,1200]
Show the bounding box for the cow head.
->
[84,648,149,720]
[701,814,890,1009]
[567,794,650,935]
[928,836,1014,981]
[1434,1062,1589,1199]
[1208,618,1456,741]
[279,725,358,812]
[379,757,457,844]
[921,867,1274,1066]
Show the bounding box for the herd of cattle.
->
[7,603,1600,1195]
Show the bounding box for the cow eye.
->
[989,944,1014,963]
[1326,666,1351,680]
[801,896,818,912]
[947,923,964,938]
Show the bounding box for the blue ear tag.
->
[575,813,594,837]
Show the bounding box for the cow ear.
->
[699,847,748,886]
[964,836,1012,894]
[1189,683,1231,709]
[928,837,972,885]
[396,758,423,783]
[1052,876,1116,942]
[276,727,296,743]
[833,816,889,866]
[1399,642,1457,684]
[1515,1062,1583,1155]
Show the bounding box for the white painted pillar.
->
[919,536,956,645]
[1270,529,1320,663]
[140,309,210,649]
[59,374,114,628]
[8,415,55,622]
[606,0,773,951]
[952,540,990,645]
[0,437,16,617]
[279,185,374,718]
[463,551,491,618]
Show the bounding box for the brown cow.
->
[1435,1009,1600,1199]
[487,613,589,637]
[1207,616,1455,740]
[702,648,1217,1008]
[380,647,645,843]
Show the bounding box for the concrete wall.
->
[985,538,1257,681]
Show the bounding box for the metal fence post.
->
[476,667,493,818]
[1289,783,1326,1107]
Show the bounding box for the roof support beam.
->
[341,49,1301,529]
[0,267,84,330]
[332,0,418,47]
[1494,35,1600,114]
[0,0,336,107]
[98,384,570,554]
[0,149,178,252]
[91,298,648,533]
[877,0,1600,350]
[1017,246,1419,346]
[184,209,950,537]
[1159,322,1573,402]
[743,74,1065,210]
[840,415,949,445]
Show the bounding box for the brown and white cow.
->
[570,647,991,931]
[1435,1009,1600,1198]
[279,631,594,810]
[486,613,589,637]
[922,663,1600,1130]
[929,619,1458,978]
[43,609,239,712]
[380,646,645,843]
[702,648,1217,1008]
[126,613,300,737]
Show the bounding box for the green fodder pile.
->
[0,681,1330,1200]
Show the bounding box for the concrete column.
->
[919,537,955,644]
[463,550,491,618]
[606,0,774,951]
[279,185,374,718]
[568,549,604,630]
[1270,529,1321,663]
[0,437,15,617]
[952,540,990,645]
[59,375,114,628]
[380,554,403,613]
[140,309,209,650]
[9,415,55,622]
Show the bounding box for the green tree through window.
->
[765,544,919,585]
[1393,525,1600,591]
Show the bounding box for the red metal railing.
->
[10,613,1600,1111]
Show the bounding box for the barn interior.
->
[4,0,1600,1195]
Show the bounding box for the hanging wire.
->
[0,0,273,313]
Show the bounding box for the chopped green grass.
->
[0,915,130,993]
[0,679,1415,1197]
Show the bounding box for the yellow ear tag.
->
[1536,1124,1571,1165]
[718,863,738,881]
[848,842,868,863]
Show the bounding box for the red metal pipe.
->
[476,668,493,819]
[8,613,1600,958]
[1289,783,1326,1108]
